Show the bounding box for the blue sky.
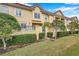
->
[23,3,79,20]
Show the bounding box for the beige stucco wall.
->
[32,7,42,21]
[6,5,36,34]
[32,7,43,33]
[55,12,62,16]
[42,14,49,22]
[8,5,32,26]
[32,6,55,33]
[0,4,56,35]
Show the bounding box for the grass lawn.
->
[1,34,79,56]
[63,42,79,56]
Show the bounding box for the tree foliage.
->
[52,19,66,31]
[43,22,51,39]
[0,13,20,50]
[43,22,51,28]
[67,21,79,34]
[0,13,20,35]
[52,18,66,39]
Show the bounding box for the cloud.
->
[48,6,79,14]
[20,3,32,6]
[53,6,79,12]
[24,3,32,6]
[48,6,79,20]
[68,14,79,20]
[64,3,79,5]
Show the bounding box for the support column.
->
[35,25,40,40]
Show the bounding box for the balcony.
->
[32,19,43,25]
[22,26,35,31]
[11,26,36,35]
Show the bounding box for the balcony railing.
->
[21,26,35,31]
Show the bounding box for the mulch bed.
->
[0,40,41,55]
[0,43,31,55]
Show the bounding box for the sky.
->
[22,3,79,20]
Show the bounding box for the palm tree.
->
[67,21,79,34]
[52,17,66,39]
[43,22,51,39]
[0,13,20,50]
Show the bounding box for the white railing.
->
[21,26,36,31]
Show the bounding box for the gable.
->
[34,7,41,12]
[55,11,63,16]
[55,10,64,16]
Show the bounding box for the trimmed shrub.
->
[47,32,53,38]
[67,31,78,34]
[0,40,3,47]
[73,31,79,34]
[57,31,69,37]
[57,31,79,37]
[47,31,70,38]
[0,31,78,47]
[39,33,45,39]
[6,34,36,46]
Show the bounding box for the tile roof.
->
[2,3,78,20]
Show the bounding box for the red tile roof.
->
[3,3,78,20]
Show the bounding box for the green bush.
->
[0,40,3,47]
[47,32,70,38]
[57,31,69,37]
[0,31,78,47]
[73,31,79,34]
[67,31,78,34]
[6,34,36,46]
[47,32,53,38]
[39,31,79,39]
[39,33,45,39]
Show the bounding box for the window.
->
[34,12,40,19]
[45,15,48,20]
[32,25,35,30]
[45,17,47,20]
[51,17,54,21]
[0,4,9,13]
[61,18,64,22]
[42,27,45,32]
[20,23,26,29]
[20,23,35,31]
[16,8,21,16]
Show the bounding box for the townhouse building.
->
[0,3,78,35]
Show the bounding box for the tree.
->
[76,20,79,34]
[43,22,51,39]
[67,21,79,34]
[52,17,66,39]
[0,13,20,50]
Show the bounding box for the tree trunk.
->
[2,38,6,50]
[53,28,57,39]
[45,27,48,39]
[71,30,74,35]
[36,33,39,41]
[36,26,39,41]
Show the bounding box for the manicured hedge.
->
[6,33,46,46]
[6,34,36,46]
[73,31,79,34]
[47,32,53,38]
[47,31,79,38]
[57,31,70,37]
[39,33,45,39]
[0,31,78,47]
[0,40,3,47]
